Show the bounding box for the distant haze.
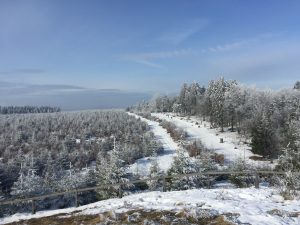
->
[0,82,151,110]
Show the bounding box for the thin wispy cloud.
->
[0,68,45,75]
[203,33,275,53]
[159,19,209,45]
[201,39,300,87]
[122,48,197,68]
[132,60,164,69]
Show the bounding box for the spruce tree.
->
[10,172,46,198]
[167,149,203,191]
[250,113,278,157]
[96,150,129,200]
[294,81,300,90]
[147,155,162,191]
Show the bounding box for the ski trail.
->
[127,112,179,176]
[152,113,273,168]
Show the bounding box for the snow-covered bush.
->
[96,150,130,200]
[228,158,254,188]
[167,149,207,191]
[147,156,164,191]
[10,173,49,199]
[276,147,300,199]
[275,119,300,199]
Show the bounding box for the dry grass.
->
[5,208,237,225]
[249,155,265,161]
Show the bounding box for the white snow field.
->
[152,113,273,168]
[127,113,179,176]
[1,187,299,225]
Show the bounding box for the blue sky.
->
[0,0,300,94]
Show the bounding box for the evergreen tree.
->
[167,149,204,191]
[276,144,300,198]
[96,150,129,199]
[10,172,46,198]
[147,155,162,191]
[250,113,278,158]
[205,77,236,131]
[0,180,3,200]
[294,81,300,90]
[179,83,188,115]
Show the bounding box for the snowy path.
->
[127,113,179,176]
[153,113,272,168]
[2,187,299,225]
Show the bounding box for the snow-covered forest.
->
[131,78,300,160]
[0,110,162,215]
[0,106,61,114]
[0,78,299,224]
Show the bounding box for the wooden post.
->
[75,191,79,207]
[220,138,224,143]
[207,176,211,189]
[255,172,259,189]
[162,177,166,192]
[31,200,36,214]
[118,185,123,198]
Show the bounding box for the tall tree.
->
[96,150,129,200]
[294,81,300,90]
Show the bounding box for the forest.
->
[0,110,162,215]
[0,106,61,114]
[131,78,300,161]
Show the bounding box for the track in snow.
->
[127,113,179,176]
[152,113,273,168]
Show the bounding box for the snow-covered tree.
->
[205,77,236,131]
[96,150,129,200]
[224,83,245,131]
[10,172,46,198]
[0,180,3,200]
[250,112,279,157]
[294,81,300,90]
[167,149,204,191]
[276,144,300,199]
[147,155,163,191]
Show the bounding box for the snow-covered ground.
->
[153,113,273,168]
[127,113,179,176]
[1,187,299,225]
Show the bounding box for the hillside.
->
[1,187,299,225]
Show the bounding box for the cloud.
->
[0,81,151,110]
[160,19,209,45]
[122,48,197,68]
[0,68,45,75]
[0,82,86,96]
[202,39,300,87]
[204,33,276,53]
[15,68,46,74]
[131,60,164,69]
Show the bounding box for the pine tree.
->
[0,180,3,200]
[294,81,300,90]
[167,149,203,191]
[205,77,236,131]
[10,172,46,198]
[250,113,278,158]
[179,83,188,115]
[147,155,162,191]
[96,150,129,200]
[276,144,300,198]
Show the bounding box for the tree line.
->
[130,78,300,160]
[0,106,61,114]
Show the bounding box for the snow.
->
[152,113,274,168]
[127,113,179,176]
[1,187,299,225]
